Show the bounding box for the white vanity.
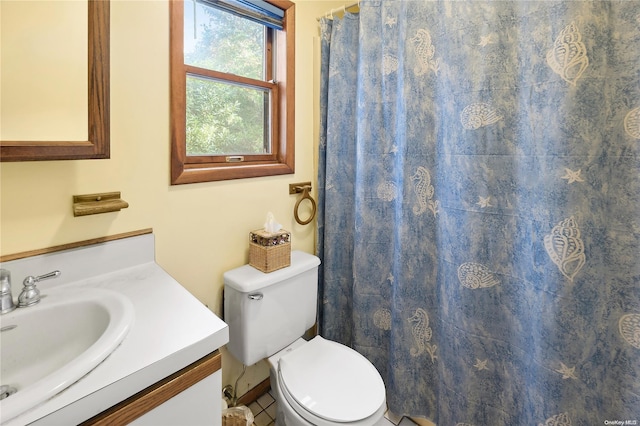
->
[0,231,229,425]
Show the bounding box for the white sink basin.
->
[0,287,134,422]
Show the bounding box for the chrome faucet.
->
[17,270,61,308]
[0,269,16,314]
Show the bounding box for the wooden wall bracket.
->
[73,192,129,217]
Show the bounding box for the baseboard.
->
[410,417,436,426]
[237,377,271,406]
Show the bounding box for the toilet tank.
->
[223,251,321,366]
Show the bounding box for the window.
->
[170,0,295,184]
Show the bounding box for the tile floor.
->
[248,388,418,426]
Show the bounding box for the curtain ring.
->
[294,186,317,225]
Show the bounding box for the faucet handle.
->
[18,270,61,308]
[23,270,61,286]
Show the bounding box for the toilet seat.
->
[277,336,386,424]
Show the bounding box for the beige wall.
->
[0,0,347,398]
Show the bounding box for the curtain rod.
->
[316,1,360,21]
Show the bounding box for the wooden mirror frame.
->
[0,0,110,162]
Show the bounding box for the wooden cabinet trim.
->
[81,350,222,426]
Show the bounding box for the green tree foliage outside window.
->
[184,4,269,156]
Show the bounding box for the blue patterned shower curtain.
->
[317,1,640,424]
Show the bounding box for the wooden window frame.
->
[169,0,295,184]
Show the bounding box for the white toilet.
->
[224,251,386,426]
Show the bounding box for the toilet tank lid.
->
[223,250,321,293]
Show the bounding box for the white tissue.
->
[264,212,282,233]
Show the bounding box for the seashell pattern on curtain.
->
[317,1,640,424]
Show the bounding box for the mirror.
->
[0,0,109,162]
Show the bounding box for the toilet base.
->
[269,366,309,426]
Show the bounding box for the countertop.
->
[0,233,229,425]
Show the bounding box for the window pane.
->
[186,75,270,156]
[184,1,265,80]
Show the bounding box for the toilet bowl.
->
[267,337,386,426]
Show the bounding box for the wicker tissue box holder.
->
[249,229,291,273]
